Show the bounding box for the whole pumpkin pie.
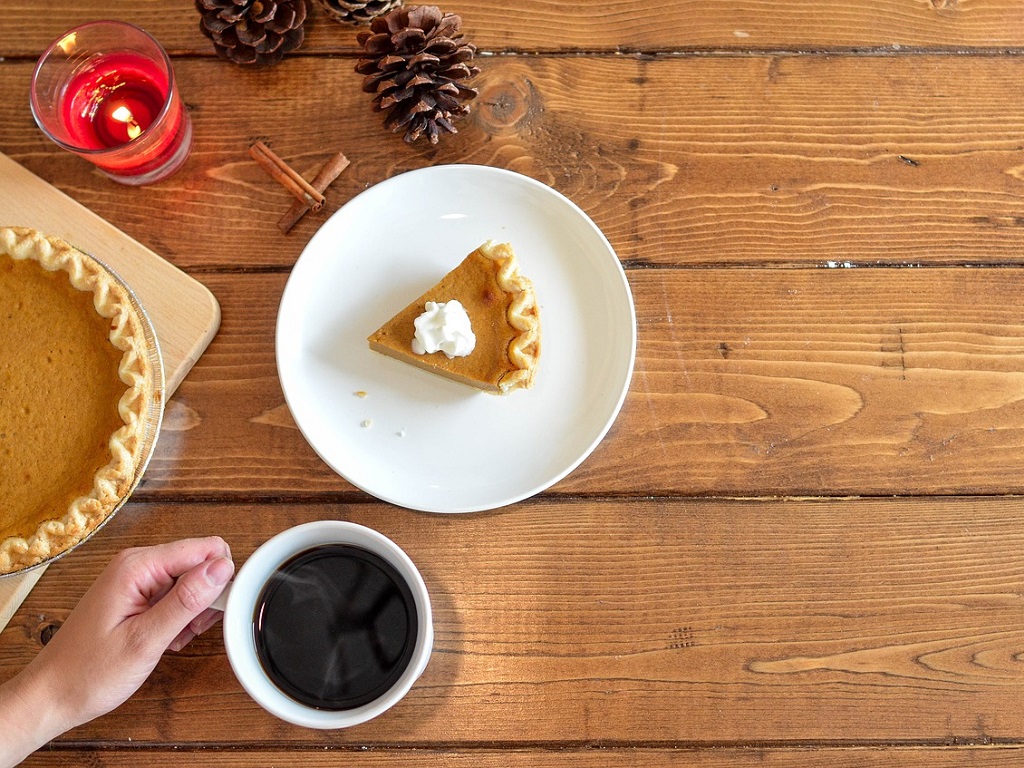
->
[368,241,540,393]
[0,227,154,575]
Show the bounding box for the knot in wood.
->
[475,74,537,134]
[36,619,62,646]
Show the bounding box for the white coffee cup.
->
[215,520,433,729]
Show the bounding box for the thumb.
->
[137,556,234,653]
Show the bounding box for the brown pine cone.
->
[197,0,310,66]
[316,0,402,24]
[355,5,480,144]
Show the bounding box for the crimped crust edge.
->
[477,240,541,393]
[0,226,153,574]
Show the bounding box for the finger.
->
[129,538,232,606]
[146,580,174,608]
[134,556,235,654]
[179,608,220,645]
[168,628,197,653]
[79,538,231,625]
[190,607,223,636]
[139,537,232,583]
[168,608,223,653]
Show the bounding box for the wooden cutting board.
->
[0,152,221,632]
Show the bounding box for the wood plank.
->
[9,1,1022,763]
[3,0,1024,56]
[4,497,1024,744]
[6,55,1024,270]
[19,746,1024,767]
[137,267,1024,499]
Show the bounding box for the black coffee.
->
[253,544,418,711]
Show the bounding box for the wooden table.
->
[4,1,1024,764]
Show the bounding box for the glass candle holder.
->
[30,21,193,186]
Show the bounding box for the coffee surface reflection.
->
[253,544,418,711]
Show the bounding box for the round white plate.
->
[276,165,636,513]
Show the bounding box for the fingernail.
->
[206,556,234,587]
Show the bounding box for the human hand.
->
[0,537,234,766]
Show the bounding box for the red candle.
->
[31,22,193,185]
[63,52,168,149]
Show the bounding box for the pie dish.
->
[0,226,154,575]
[367,240,540,393]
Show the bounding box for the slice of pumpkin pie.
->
[368,241,540,394]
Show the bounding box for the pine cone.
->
[197,0,310,66]
[316,0,402,24]
[355,5,480,144]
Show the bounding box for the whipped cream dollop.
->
[412,300,476,359]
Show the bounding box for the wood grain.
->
[5,55,1024,270]
[135,268,1024,499]
[20,747,1024,767]
[5,0,1024,763]
[2,0,1024,56]
[4,497,1024,744]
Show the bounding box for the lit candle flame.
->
[111,105,143,140]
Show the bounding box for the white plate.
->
[276,165,636,513]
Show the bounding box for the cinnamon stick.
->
[249,141,326,211]
[277,151,351,234]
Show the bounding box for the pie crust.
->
[368,241,540,393]
[0,227,153,574]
